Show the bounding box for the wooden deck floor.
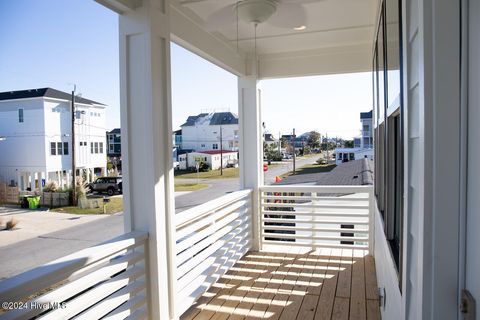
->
[181,247,380,320]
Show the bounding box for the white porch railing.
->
[0,231,148,320]
[175,189,253,316]
[259,185,374,252]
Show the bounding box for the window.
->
[50,142,56,155]
[213,143,218,150]
[63,142,69,155]
[201,144,206,148]
[94,142,99,154]
[109,135,113,141]
[338,153,343,160]
[99,142,103,153]
[18,108,24,123]
[373,0,404,283]
[109,144,114,151]
[57,142,63,155]
[91,142,94,153]
[349,153,355,161]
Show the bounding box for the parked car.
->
[89,177,122,196]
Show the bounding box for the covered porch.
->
[0,0,382,319]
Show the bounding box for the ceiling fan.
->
[182,0,312,30]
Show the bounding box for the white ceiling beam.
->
[95,0,141,14]
[257,43,372,79]
[170,4,247,77]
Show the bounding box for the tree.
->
[307,131,321,149]
[344,140,354,148]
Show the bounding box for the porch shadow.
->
[181,248,380,320]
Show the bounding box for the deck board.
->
[183,247,380,320]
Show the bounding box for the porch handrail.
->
[0,231,148,320]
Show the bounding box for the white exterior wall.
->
[181,124,238,151]
[43,99,107,174]
[0,98,47,184]
[180,152,238,170]
[0,97,107,188]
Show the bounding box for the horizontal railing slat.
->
[176,189,252,227]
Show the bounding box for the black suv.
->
[89,177,122,196]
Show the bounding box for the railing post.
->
[368,187,375,255]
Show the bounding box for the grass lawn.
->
[174,167,239,179]
[51,197,123,215]
[175,183,209,192]
[281,163,336,178]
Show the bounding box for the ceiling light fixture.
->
[294,25,307,31]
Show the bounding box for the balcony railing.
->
[0,185,374,319]
[0,231,148,320]
[259,185,374,252]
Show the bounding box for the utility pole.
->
[219,126,223,175]
[326,132,329,164]
[292,128,296,175]
[71,87,76,205]
[278,131,281,153]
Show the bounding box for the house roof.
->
[0,88,106,106]
[108,128,121,134]
[264,134,277,142]
[196,150,237,155]
[173,129,182,135]
[360,110,373,119]
[180,112,238,127]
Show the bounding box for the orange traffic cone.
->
[275,176,281,183]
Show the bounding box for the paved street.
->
[0,155,321,279]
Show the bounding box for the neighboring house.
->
[334,110,374,165]
[106,128,122,173]
[0,88,107,191]
[106,128,121,157]
[263,133,278,148]
[178,150,238,171]
[180,112,239,151]
[173,129,182,148]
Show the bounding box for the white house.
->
[180,112,239,151]
[178,150,238,171]
[0,88,107,191]
[335,110,374,164]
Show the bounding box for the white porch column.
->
[37,172,43,191]
[238,76,263,251]
[119,1,176,319]
[65,171,71,189]
[29,172,35,191]
[16,171,22,190]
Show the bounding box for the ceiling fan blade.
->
[205,4,237,31]
[278,0,321,3]
[267,2,307,28]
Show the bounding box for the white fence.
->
[175,189,253,316]
[0,231,148,320]
[259,185,374,252]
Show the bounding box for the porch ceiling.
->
[172,0,378,78]
[97,0,379,78]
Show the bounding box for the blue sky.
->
[0,0,372,139]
